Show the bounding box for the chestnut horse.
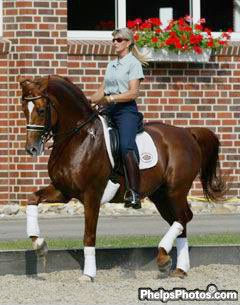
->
[19,75,225,281]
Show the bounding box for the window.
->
[126,0,190,28]
[67,0,240,40]
[68,0,115,31]
[193,0,240,40]
[201,0,236,32]
[68,0,121,40]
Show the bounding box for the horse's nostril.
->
[26,146,38,156]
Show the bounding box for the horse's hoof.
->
[32,238,48,257]
[170,268,187,279]
[79,274,94,283]
[158,256,172,273]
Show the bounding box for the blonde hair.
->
[112,28,149,66]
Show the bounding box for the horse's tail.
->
[188,127,227,202]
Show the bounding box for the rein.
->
[49,111,98,149]
[23,94,98,149]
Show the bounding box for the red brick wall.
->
[2,0,67,204]
[68,42,240,198]
[0,1,239,205]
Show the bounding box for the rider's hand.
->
[87,98,97,109]
[96,96,109,106]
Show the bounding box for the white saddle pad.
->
[99,115,158,170]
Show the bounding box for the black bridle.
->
[23,94,53,144]
[22,94,98,148]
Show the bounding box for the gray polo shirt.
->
[104,52,144,95]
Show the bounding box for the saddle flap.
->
[99,115,158,170]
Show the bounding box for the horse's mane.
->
[44,75,92,111]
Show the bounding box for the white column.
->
[117,0,126,28]
[234,0,240,32]
[192,0,201,24]
[159,8,173,29]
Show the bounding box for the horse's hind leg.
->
[149,188,174,276]
[26,183,68,256]
[149,187,193,279]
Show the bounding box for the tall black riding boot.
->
[123,151,141,209]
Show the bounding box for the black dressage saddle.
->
[99,107,144,180]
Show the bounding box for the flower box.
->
[140,47,211,62]
[127,16,231,63]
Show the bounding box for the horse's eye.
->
[37,108,45,116]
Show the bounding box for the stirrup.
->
[124,189,141,209]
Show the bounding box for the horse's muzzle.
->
[26,142,43,156]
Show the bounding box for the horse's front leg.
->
[26,183,68,256]
[80,191,101,283]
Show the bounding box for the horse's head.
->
[19,76,57,156]
[19,75,95,156]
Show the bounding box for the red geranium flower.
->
[178,18,185,27]
[140,22,152,30]
[134,34,139,41]
[151,37,159,43]
[218,40,227,45]
[193,46,203,54]
[199,18,206,24]
[195,24,203,31]
[204,28,212,36]
[126,16,230,55]
[190,34,203,45]
[135,18,142,25]
[148,17,162,26]
[207,40,214,47]
[127,20,136,29]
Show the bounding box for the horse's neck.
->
[49,81,93,128]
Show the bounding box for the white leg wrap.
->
[158,221,183,253]
[100,180,120,204]
[176,237,190,272]
[26,205,40,237]
[83,247,96,278]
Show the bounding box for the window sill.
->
[67,40,240,57]
[68,39,115,56]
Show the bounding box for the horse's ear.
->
[18,76,31,87]
[33,76,49,91]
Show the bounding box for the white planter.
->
[140,47,211,63]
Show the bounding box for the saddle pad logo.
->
[140,152,153,163]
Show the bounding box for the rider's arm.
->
[107,79,141,103]
[89,82,105,103]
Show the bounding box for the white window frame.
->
[68,0,240,41]
[0,0,2,37]
[191,0,240,41]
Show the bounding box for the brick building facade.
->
[0,0,239,205]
